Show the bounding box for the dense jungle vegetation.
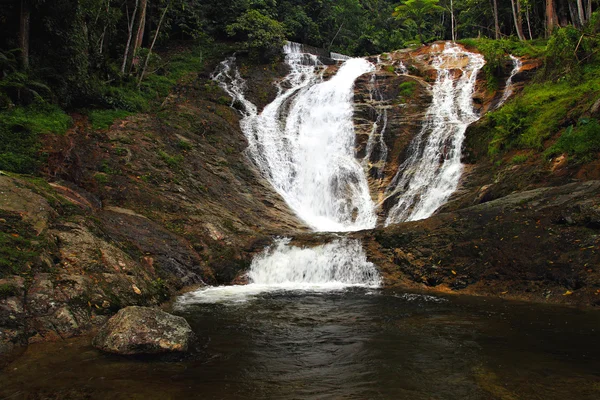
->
[0,0,599,175]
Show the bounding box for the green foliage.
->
[227,10,287,61]
[510,153,531,164]
[545,119,600,162]
[458,38,544,91]
[485,54,600,163]
[0,283,19,299]
[0,104,71,173]
[176,140,192,150]
[398,81,417,98]
[542,26,593,81]
[393,0,444,44]
[89,109,132,130]
[158,150,184,168]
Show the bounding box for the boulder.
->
[92,306,193,355]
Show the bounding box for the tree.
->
[492,0,500,39]
[394,0,444,44]
[511,0,526,40]
[18,0,30,69]
[546,0,559,35]
[226,9,286,60]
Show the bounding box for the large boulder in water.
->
[92,306,193,355]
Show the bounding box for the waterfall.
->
[496,55,522,109]
[215,42,377,232]
[384,43,485,224]
[362,69,389,181]
[180,42,486,303]
[176,238,380,304]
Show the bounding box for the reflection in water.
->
[1,290,599,400]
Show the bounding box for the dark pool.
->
[1,289,599,399]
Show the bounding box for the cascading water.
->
[362,70,389,181]
[182,41,485,303]
[384,43,485,224]
[176,238,380,304]
[496,55,522,108]
[217,42,377,232]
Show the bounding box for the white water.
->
[181,42,484,304]
[217,42,377,232]
[176,238,380,304]
[496,55,522,108]
[362,70,389,181]
[384,43,485,224]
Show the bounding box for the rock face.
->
[92,306,193,355]
[357,181,600,307]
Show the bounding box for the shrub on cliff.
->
[226,10,287,62]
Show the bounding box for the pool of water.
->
[1,289,599,399]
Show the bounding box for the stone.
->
[92,306,193,355]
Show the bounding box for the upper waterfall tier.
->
[214,44,377,232]
[213,42,485,232]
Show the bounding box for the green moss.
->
[0,213,46,278]
[158,150,184,168]
[89,109,132,130]
[510,153,531,164]
[0,103,71,174]
[486,68,600,162]
[176,140,192,151]
[94,172,110,184]
[398,81,417,98]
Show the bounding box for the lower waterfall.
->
[176,238,379,305]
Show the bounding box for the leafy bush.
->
[226,10,287,61]
[545,119,600,162]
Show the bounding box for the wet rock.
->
[92,306,193,355]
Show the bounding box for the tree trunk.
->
[568,0,581,27]
[19,0,31,69]
[586,0,592,22]
[138,1,170,88]
[526,6,533,40]
[546,0,558,36]
[511,0,525,40]
[576,0,586,24]
[99,0,110,54]
[450,0,456,41]
[131,0,147,70]
[492,0,500,39]
[121,0,140,75]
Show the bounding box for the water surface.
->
[1,289,598,399]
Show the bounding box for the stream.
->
[1,290,598,399]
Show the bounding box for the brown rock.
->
[92,306,193,355]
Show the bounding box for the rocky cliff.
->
[0,57,305,356]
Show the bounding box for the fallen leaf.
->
[563,290,573,296]
[132,284,142,295]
